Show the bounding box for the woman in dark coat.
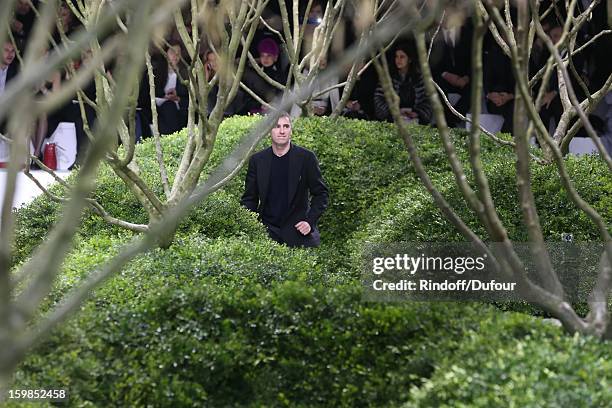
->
[241,37,288,114]
[373,43,432,125]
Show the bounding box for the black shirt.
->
[262,149,290,227]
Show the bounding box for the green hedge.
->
[353,149,610,245]
[12,116,521,261]
[13,232,490,407]
[405,313,612,407]
[348,146,610,316]
[9,116,612,407]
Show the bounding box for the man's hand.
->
[442,72,469,88]
[165,89,179,102]
[442,72,459,86]
[346,100,361,112]
[294,221,312,235]
[542,91,557,109]
[313,105,326,116]
[487,92,513,107]
[457,75,470,89]
[400,108,418,120]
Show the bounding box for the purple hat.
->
[257,38,279,57]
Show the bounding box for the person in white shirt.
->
[152,43,188,135]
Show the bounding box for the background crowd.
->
[2,0,611,165]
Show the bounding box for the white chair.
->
[46,122,77,170]
[0,138,9,164]
[465,113,505,134]
[568,137,598,156]
[0,138,34,167]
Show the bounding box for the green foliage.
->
[287,118,518,244]
[9,116,612,407]
[405,314,612,407]
[11,185,67,265]
[354,148,611,244]
[14,232,488,407]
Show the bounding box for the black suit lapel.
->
[287,145,304,206]
[6,63,18,84]
[258,148,272,207]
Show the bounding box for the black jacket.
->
[241,143,329,247]
[6,62,18,85]
[430,23,473,95]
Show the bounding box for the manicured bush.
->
[286,118,519,244]
[11,115,517,260]
[353,152,611,244]
[405,313,612,407]
[9,116,611,407]
[13,231,491,407]
[348,149,610,316]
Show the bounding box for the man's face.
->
[318,55,328,70]
[309,4,323,20]
[167,45,181,68]
[271,116,292,147]
[16,0,31,14]
[80,49,93,66]
[260,52,277,68]
[395,50,409,72]
[2,43,16,67]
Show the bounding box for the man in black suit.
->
[483,34,515,133]
[241,114,329,247]
[429,19,473,127]
[0,40,18,133]
[0,40,17,95]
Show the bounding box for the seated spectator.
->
[152,43,188,135]
[204,49,217,82]
[52,2,78,44]
[301,1,325,59]
[308,55,339,116]
[242,37,287,114]
[341,62,377,120]
[39,49,99,167]
[483,35,515,133]
[204,50,248,117]
[374,43,432,124]
[32,48,61,159]
[534,25,562,134]
[250,9,285,68]
[204,49,219,116]
[1,41,57,165]
[11,0,38,47]
[0,40,19,134]
[429,18,472,127]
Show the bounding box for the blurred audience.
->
[4,1,611,165]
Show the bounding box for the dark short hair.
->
[268,110,291,120]
[270,111,292,130]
